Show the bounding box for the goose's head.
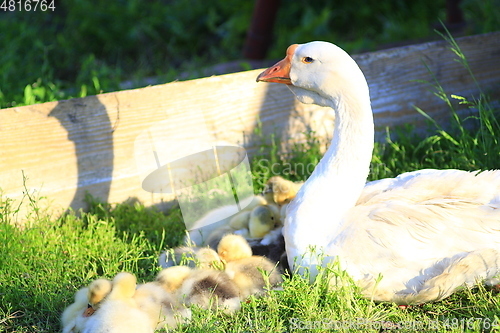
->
[257,41,368,109]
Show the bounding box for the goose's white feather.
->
[257,41,500,304]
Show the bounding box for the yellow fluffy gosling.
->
[82,272,154,333]
[61,278,113,333]
[217,234,253,262]
[156,266,241,314]
[134,282,191,330]
[61,287,90,333]
[264,176,303,206]
[217,234,283,298]
[248,204,280,238]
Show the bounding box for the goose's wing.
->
[358,169,500,206]
[336,169,500,289]
[357,169,500,205]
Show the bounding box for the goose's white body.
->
[257,41,500,304]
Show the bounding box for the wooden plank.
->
[356,31,500,134]
[1,32,499,219]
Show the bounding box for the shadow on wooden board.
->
[47,96,114,211]
[2,32,499,221]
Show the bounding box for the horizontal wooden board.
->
[1,32,499,219]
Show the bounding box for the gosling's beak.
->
[256,44,298,85]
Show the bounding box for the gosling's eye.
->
[302,56,314,64]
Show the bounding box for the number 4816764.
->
[1,0,55,11]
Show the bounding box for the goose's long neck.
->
[285,83,374,266]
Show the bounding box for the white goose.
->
[257,41,500,305]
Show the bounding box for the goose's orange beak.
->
[256,44,298,85]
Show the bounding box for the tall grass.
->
[1,0,499,109]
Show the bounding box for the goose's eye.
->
[302,56,314,64]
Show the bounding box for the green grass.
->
[1,0,499,109]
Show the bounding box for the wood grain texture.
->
[1,32,499,219]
